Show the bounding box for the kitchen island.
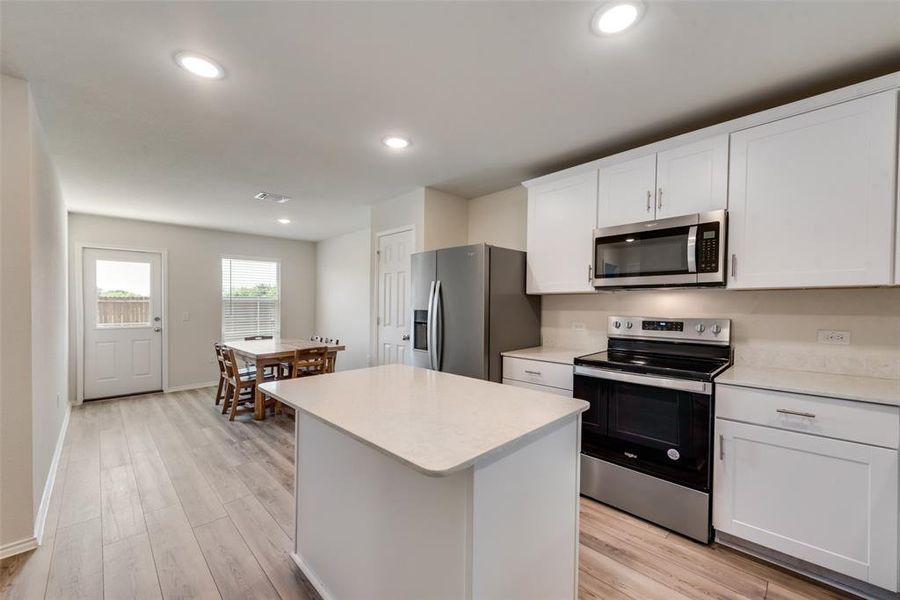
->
[259,364,588,600]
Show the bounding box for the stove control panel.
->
[609,316,731,345]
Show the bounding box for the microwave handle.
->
[686,225,698,273]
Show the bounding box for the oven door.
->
[592,210,725,288]
[574,366,712,492]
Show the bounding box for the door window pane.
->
[96,260,151,327]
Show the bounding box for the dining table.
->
[224,338,346,420]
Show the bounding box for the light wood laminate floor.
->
[1,388,858,600]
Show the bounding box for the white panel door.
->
[655,134,728,218]
[83,248,163,399]
[526,171,597,294]
[727,90,898,289]
[714,419,898,591]
[377,229,414,365]
[597,153,657,227]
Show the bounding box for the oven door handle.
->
[686,225,698,273]
[574,365,712,395]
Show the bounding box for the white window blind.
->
[221,258,280,341]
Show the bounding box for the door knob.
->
[153,327,162,333]
[401,334,410,341]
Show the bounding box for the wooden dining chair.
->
[323,338,340,373]
[293,346,329,378]
[214,343,227,405]
[222,347,268,421]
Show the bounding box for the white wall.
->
[0,74,69,554]
[68,214,317,393]
[467,185,527,251]
[424,188,468,251]
[543,288,900,379]
[316,228,371,370]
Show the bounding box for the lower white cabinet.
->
[502,356,574,397]
[714,417,899,591]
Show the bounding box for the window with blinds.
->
[221,258,280,341]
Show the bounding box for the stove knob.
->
[711,324,722,335]
[625,321,633,329]
[695,323,706,333]
[613,320,622,329]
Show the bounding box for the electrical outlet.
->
[817,329,851,345]
[572,322,587,331]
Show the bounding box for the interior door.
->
[655,134,728,218]
[714,419,898,590]
[597,153,657,227]
[83,248,163,399]
[435,244,486,379]
[377,228,415,365]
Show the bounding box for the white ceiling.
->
[2,1,899,241]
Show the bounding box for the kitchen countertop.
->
[716,365,900,407]
[259,364,589,476]
[501,346,590,365]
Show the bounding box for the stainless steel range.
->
[575,315,732,543]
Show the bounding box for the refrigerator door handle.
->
[426,280,436,369]
[434,280,443,370]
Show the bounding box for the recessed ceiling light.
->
[174,51,224,79]
[591,1,644,35]
[277,218,291,224]
[382,136,411,150]
[625,238,636,243]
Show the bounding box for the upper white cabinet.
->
[526,170,597,294]
[727,90,898,289]
[597,154,656,227]
[655,135,728,218]
[598,135,728,227]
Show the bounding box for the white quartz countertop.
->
[717,366,900,407]
[259,364,589,476]
[501,346,590,365]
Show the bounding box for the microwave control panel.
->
[697,223,720,273]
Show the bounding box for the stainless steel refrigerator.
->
[411,243,541,382]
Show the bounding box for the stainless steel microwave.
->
[592,210,727,288]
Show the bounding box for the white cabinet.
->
[727,90,898,289]
[714,382,900,592]
[526,171,597,294]
[597,154,656,227]
[655,135,728,218]
[502,356,573,394]
[598,135,728,227]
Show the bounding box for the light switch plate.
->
[572,322,587,331]
[182,311,190,322]
[817,329,850,345]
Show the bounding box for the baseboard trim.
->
[34,402,71,544]
[165,381,217,393]
[0,536,38,560]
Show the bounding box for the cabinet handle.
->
[588,264,593,283]
[657,187,663,210]
[524,370,542,376]
[776,409,816,419]
[719,434,724,460]
[731,254,737,278]
[646,191,652,213]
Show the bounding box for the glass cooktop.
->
[575,350,731,382]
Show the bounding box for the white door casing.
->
[377,228,414,365]
[83,248,163,399]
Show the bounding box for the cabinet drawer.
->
[502,357,573,391]
[717,384,899,449]
[502,378,573,397]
